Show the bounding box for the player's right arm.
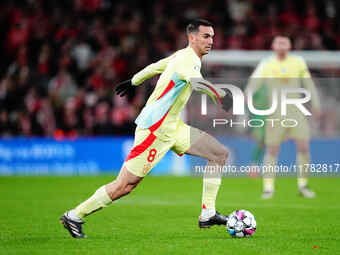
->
[116,55,173,96]
[131,55,173,86]
[174,52,230,110]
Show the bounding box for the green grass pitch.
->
[1,176,339,255]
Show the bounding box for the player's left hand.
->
[221,90,233,112]
[115,79,134,97]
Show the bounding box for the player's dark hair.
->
[186,19,213,35]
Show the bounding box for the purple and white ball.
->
[226,209,256,238]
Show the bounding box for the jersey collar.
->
[188,46,202,63]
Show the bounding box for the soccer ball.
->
[226,209,256,238]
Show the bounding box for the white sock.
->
[201,176,221,212]
[263,152,276,192]
[297,152,309,189]
[68,209,82,221]
[200,208,216,220]
[74,185,112,219]
[298,178,308,189]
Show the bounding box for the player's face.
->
[192,26,214,55]
[272,37,291,55]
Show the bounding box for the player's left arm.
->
[299,58,321,114]
[190,78,226,98]
[189,78,232,112]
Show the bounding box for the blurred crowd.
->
[0,0,339,137]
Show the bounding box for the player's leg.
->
[61,128,171,238]
[172,123,228,227]
[185,131,229,227]
[291,116,315,198]
[61,165,143,238]
[105,166,143,200]
[295,139,315,198]
[262,144,279,199]
[261,121,285,199]
[74,166,143,218]
[250,116,266,166]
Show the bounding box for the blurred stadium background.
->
[0,0,340,176]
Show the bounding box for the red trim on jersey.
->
[146,79,175,132]
[125,80,175,162]
[203,83,222,105]
[157,80,175,100]
[125,133,157,162]
[125,108,170,162]
[148,110,170,133]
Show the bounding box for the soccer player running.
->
[246,36,321,199]
[60,19,232,238]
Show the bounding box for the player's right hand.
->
[115,79,133,97]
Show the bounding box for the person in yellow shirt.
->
[246,36,321,199]
[60,19,233,238]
